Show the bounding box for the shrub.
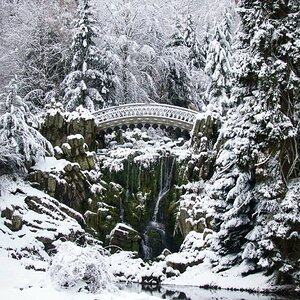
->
[48,241,116,293]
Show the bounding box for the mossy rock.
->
[109,223,141,252]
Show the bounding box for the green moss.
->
[99,153,190,254]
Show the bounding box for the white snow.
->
[32,156,69,172]
[0,249,161,300]
[163,259,273,292]
[109,251,146,283]
[98,128,192,174]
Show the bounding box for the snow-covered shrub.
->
[48,241,116,293]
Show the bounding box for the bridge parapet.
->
[93,103,198,131]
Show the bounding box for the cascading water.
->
[120,162,131,222]
[142,154,176,259]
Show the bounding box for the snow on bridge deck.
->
[93,103,199,131]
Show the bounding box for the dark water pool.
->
[117,283,295,300]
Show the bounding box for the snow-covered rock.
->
[0,176,85,270]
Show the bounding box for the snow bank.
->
[109,251,146,282]
[163,261,273,292]
[0,249,161,300]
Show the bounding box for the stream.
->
[117,283,295,300]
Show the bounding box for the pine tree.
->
[182,14,204,70]
[163,18,195,108]
[222,9,233,48]
[204,13,233,113]
[62,0,114,112]
[209,0,300,285]
[165,55,193,108]
[237,0,300,284]
[199,26,211,71]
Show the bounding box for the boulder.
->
[109,223,141,253]
[11,214,23,231]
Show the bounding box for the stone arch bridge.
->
[93,103,199,137]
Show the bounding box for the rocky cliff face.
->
[41,106,97,151]
[30,108,220,260]
[95,146,185,258]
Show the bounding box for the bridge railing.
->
[93,103,198,125]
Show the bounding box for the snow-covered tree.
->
[0,1,73,109]
[162,52,193,108]
[19,20,68,108]
[62,0,114,111]
[204,12,233,113]
[167,18,185,47]
[0,78,53,172]
[162,18,197,109]
[98,0,167,105]
[207,0,300,285]
[259,179,300,285]
[199,26,211,70]
[182,14,204,70]
[222,9,233,47]
[237,0,300,284]
[182,14,209,109]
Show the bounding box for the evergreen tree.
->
[0,78,53,173]
[208,0,300,285]
[237,0,300,284]
[204,13,233,113]
[199,26,211,71]
[182,14,204,70]
[163,18,195,108]
[62,0,114,111]
[222,9,233,47]
[167,18,185,47]
[164,53,194,108]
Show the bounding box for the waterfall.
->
[153,156,175,222]
[142,154,176,259]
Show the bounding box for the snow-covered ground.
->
[108,250,287,299]
[163,260,273,291]
[0,246,288,300]
[0,249,162,300]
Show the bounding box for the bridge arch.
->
[93,103,198,134]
